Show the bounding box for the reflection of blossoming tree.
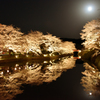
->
[0,23,76,55]
[80,19,100,50]
[0,57,76,100]
[81,63,100,96]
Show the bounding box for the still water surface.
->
[0,57,100,100]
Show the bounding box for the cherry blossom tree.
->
[0,23,76,55]
[80,19,100,50]
[0,24,25,53]
[60,41,76,54]
[23,31,43,55]
[25,31,76,55]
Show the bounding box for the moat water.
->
[0,57,100,100]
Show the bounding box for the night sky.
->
[0,0,100,38]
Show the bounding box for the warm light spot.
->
[52,59,55,62]
[15,55,19,58]
[48,47,52,51]
[15,68,17,70]
[89,92,92,96]
[7,70,9,73]
[19,67,21,69]
[0,71,3,75]
[44,61,48,63]
[71,56,73,58]
[15,64,19,67]
[43,54,48,57]
[49,60,52,63]
[93,71,95,73]
[78,56,81,59]
[78,50,81,53]
[59,58,61,60]
[49,53,52,56]
[47,67,52,70]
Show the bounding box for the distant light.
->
[15,68,17,70]
[43,54,48,57]
[15,64,19,67]
[0,71,3,75]
[71,56,73,58]
[89,92,92,96]
[78,50,81,53]
[15,55,19,58]
[7,70,9,73]
[88,6,92,11]
[43,61,48,63]
[19,67,21,69]
[78,56,81,59]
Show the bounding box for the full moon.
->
[88,6,92,11]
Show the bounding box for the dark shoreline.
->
[0,54,73,64]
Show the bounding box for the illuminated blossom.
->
[0,23,76,55]
[80,19,100,50]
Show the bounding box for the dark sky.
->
[0,0,100,38]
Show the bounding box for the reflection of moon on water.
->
[0,57,76,100]
[81,63,100,96]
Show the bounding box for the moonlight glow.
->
[88,6,92,11]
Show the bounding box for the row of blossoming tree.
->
[0,23,76,56]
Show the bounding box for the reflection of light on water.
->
[16,64,19,67]
[19,67,21,70]
[78,56,81,59]
[7,70,9,73]
[0,57,76,100]
[43,61,48,63]
[15,68,17,70]
[43,54,48,57]
[0,71,3,75]
[78,50,81,53]
[49,60,52,63]
[71,56,73,58]
[15,55,19,58]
